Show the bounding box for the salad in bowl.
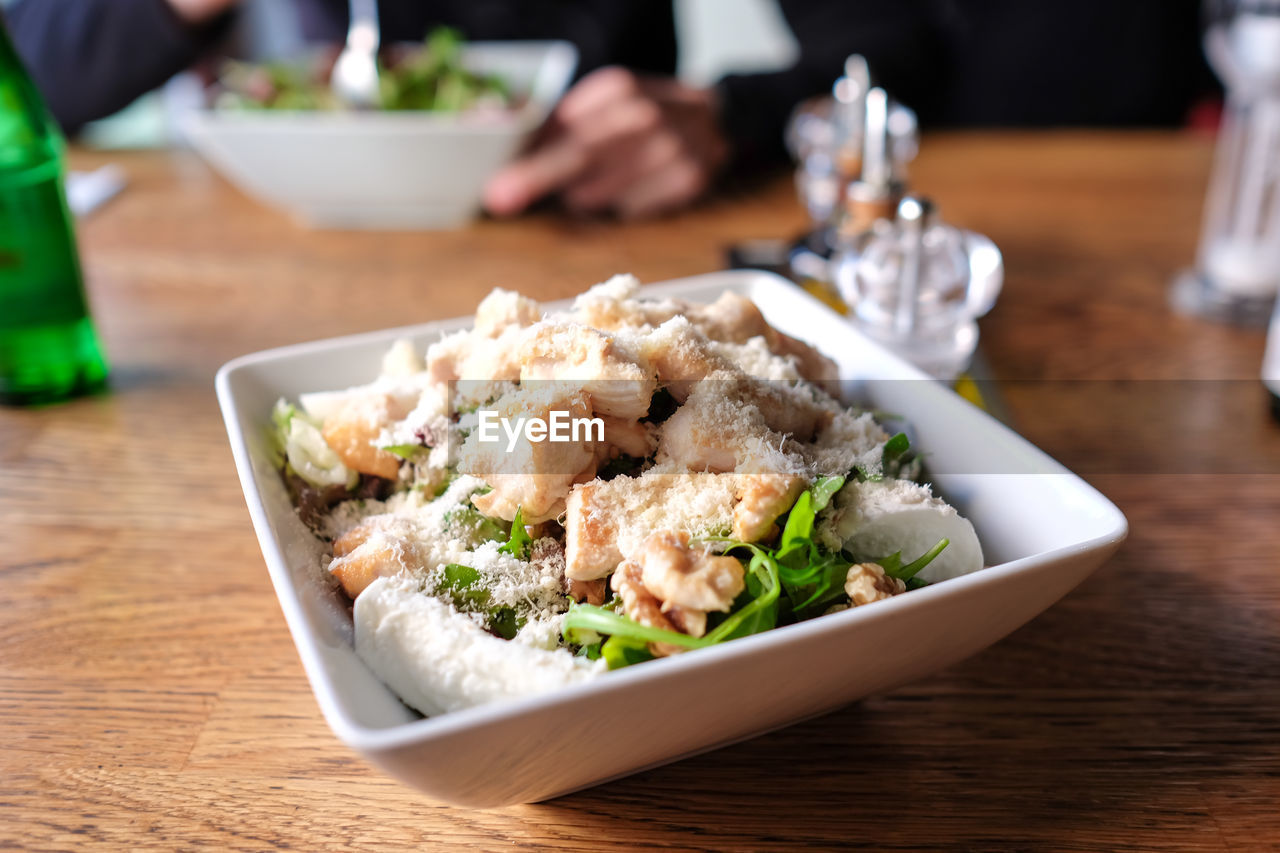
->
[267,275,984,717]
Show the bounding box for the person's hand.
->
[166,0,239,25]
[483,67,729,220]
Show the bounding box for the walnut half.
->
[610,560,705,657]
[636,530,744,614]
[844,562,905,606]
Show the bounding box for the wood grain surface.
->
[4,132,1279,851]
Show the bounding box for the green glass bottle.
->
[0,19,107,404]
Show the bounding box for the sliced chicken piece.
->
[470,477,571,526]
[598,415,655,459]
[474,288,542,337]
[733,472,806,542]
[769,330,840,391]
[424,330,469,386]
[638,319,832,438]
[518,321,656,420]
[563,481,625,581]
[687,291,839,391]
[657,379,819,477]
[321,393,414,480]
[636,317,736,402]
[563,469,739,580]
[658,400,742,473]
[329,519,418,598]
[567,274,687,332]
[697,291,839,387]
[685,291,774,344]
[425,289,541,385]
[457,386,598,524]
[425,326,525,385]
[742,380,833,442]
[569,282,837,390]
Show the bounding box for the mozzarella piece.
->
[833,479,984,583]
[354,577,603,717]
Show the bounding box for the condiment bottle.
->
[839,88,903,241]
[0,19,108,404]
[831,55,870,181]
[1172,1,1280,324]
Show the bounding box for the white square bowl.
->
[215,270,1127,807]
[184,41,577,229]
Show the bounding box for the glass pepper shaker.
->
[1172,0,1280,324]
[833,196,1004,380]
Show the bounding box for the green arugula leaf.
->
[811,475,846,512]
[600,635,655,669]
[882,431,922,481]
[883,432,910,461]
[381,444,425,460]
[436,563,526,638]
[756,477,854,618]
[489,606,523,641]
[877,537,949,581]
[785,553,851,617]
[703,546,781,642]
[438,563,489,609]
[442,506,508,546]
[562,604,708,651]
[778,491,816,561]
[854,434,913,482]
[499,506,533,560]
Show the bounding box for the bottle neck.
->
[0,17,63,172]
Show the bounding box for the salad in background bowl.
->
[184,32,577,229]
[215,28,514,114]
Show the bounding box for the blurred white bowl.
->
[184,41,577,229]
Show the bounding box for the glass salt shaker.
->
[1172,0,1280,324]
[833,196,1004,380]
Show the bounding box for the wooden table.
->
[4,133,1279,850]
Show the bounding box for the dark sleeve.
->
[6,0,233,135]
[716,0,939,173]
